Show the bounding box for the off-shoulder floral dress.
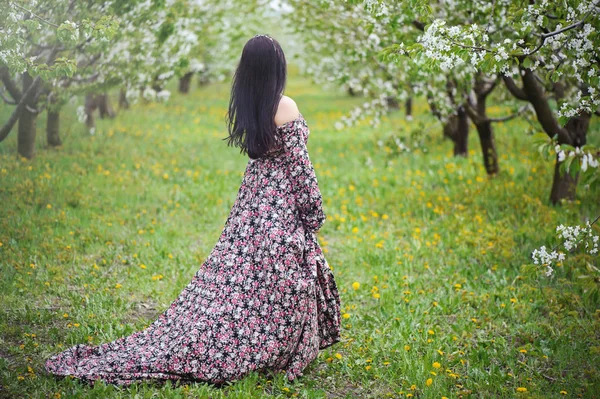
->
[44,114,342,386]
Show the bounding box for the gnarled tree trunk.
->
[179,72,193,94]
[549,113,590,204]
[443,106,469,157]
[516,67,590,204]
[97,93,115,119]
[405,97,413,119]
[46,109,61,147]
[474,120,499,175]
[453,106,469,156]
[18,73,37,159]
[467,81,500,176]
[550,154,579,204]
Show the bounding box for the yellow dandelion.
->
[334,353,342,359]
[404,345,411,351]
[342,313,350,319]
[516,387,527,393]
[426,378,433,386]
[432,362,441,369]
[352,282,360,290]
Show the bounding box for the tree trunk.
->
[98,93,115,119]
[178,72,193,94]
[550,155,579,204]
[119,89,129,110]
[46,109,61,147]
[442,114,457,140]
[549,113,590,204]
[347,87,356,97]
[452,106,469,156]
[85,93,96,129]
[475,120,499,175]
[442,107,469,156]
[17,73,37,159]
[405,97,413,119]
[386,96,399,110]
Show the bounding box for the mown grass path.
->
[1,71,599,398]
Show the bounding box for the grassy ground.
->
[1,69,599,399]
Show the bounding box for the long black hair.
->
[226,34,287,159]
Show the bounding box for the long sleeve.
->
[282,117,326,233]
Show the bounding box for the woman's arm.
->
[282,117,326,233]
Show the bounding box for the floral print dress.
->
[44,114,342,386]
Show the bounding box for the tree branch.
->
[481,77,499,97]
[464,100,485,124]
[0,88,17,105]
[502,75,529,101]
[9,1,59,28]
[520,68,570,143]
[485,0,497,33]
[489,105,530,123]
[0,67,23,101]
[0,77,41,143]
[412,20,425,31]
[520,1,600,58]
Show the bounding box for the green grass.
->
[1,69,599,399]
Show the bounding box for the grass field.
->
[1,68,599,398]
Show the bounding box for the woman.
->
[44,34,341,387]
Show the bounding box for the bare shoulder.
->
[274,95,300,127]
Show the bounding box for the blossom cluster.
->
[532,221,600,277]
[555,145,600,172]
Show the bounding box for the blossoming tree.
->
[380,0,599,203]
[0,1,117,157]
[1,0,264,157]
[286,0,527,176]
